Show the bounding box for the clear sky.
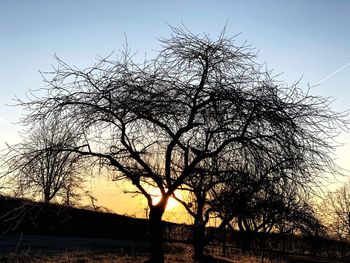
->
[0,0,349,221]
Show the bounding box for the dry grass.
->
[205,245,284,263]
[0,243,283,263]
[0,251,147,263]
[0,251,193,263]
[0,250,282,263]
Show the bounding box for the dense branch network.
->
[11,27,347,262]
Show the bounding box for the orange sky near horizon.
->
[85,177,195,224]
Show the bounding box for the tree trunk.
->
[222,226,227,257]
[145,202,166,263]
[218,220,231,257]
[260,234,266,263]
[192,186,207,263]
[193,219,206,262]
[44,192,51,203]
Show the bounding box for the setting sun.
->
[150,189,181,210]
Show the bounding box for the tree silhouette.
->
[177,125,333,261]
[3,115,83,204]
[210,150,324,257]
[173,157,224,261]
[322,181,350,240]
[16,27,346,262]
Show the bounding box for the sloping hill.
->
[0,195,151,240]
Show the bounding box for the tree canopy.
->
[14,27,347,262]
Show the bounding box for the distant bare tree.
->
[15,26,346,262]
[3,115,83,204]
[201,135,328,259]
[211,168,322,259]
[322,181,350,240]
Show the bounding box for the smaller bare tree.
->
[210,151,323,258]
[321,181,350,240]
[2,115,84,204]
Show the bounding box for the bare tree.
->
[321,181,350,240]
[3,115,83,204]
[15,27,346,262]
[177,123,331,262]
[211,152,324,257]
[236,183,320,252]
[173,157,225,261]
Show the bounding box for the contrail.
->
[0,118,10,125]
[315,62,350,86]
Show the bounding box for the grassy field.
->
[0,240,282,263]
[2,241,350,263]
[3,247,350,262]
[0,250,282,263]
[0,233,348,263]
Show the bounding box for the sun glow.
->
[150,189,181,210]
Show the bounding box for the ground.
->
[0,233,349,262]
[0,233,273,262]
[0,250,280,263]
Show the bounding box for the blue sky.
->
[0,0,349,213]
[0,0,349,111]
